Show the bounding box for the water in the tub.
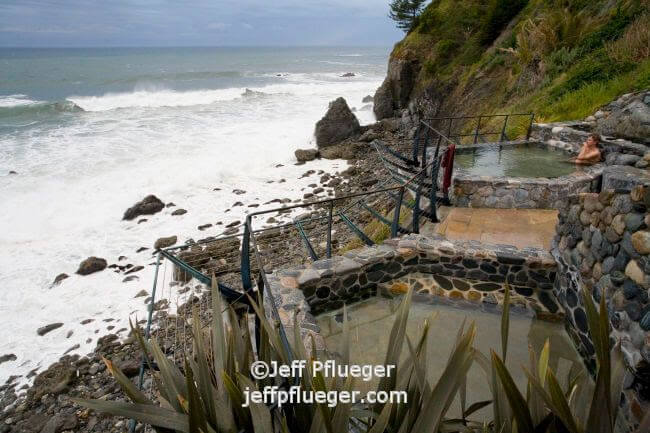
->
[455,144,577,178]
[316,294,585,419]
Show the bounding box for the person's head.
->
[586,133,601,148]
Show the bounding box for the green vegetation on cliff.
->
[393,0,649,123]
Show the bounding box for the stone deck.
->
[429,207,558,250]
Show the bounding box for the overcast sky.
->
[0,0,404,47]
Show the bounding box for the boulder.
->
[37,323,63,336]
[340,72,355,77]
[315,98,360,147]
[295,148,319,162]
[595,90,650,144]
[154,235,177,249]
[122,195,165,221]
[602,166,650,191]
[362,95,374,103]
[52,273,69,286]
[30,360,76,399]
[171,208,187,216]
[373,58,419,120]
[373,80,394,120]
[76,256,107,275]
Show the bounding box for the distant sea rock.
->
[314,97,360,148]
[123,195,165,220]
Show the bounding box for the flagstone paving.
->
[427,207,558,250]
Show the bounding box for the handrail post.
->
[500,115,509,142]
[446,117,453,143]
[412,124,420,165]
[326,201,333,258]
[420,127,428,169]
[473,116,482,144]
[430,159,439,222]
[129,251,162,433]
[241,219,252,292]
[391,187,404,238]
[526,113,534,141]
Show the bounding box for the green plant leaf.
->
[238,374,274,433]
[71,399,189,432]
[491,350,534,432]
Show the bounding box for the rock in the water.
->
[154,235,177,249]
[122,195,165,220]
[314,97,360,148]
[340,72,355,77]
[52,273,69,286]
[362,95,373,103]
[8,170,17,175]
[37,323,63,336]
[0,353,16,364]
[76,256,107,275]
[295,148,319,162]
[172,208,187,216]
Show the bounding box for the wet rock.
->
[340,72,355,77]
[8,170,17,175]
[136,247,149,253]
[171,208,187,216]
[0,353,16,364]
[154,235,177,249]
[122,275,138,283]
[362,95,373,103]
[314,97,360,147]
[51,273,69,286]
[76,256,107,275]
[295,148,319,162]
[37,323,63,336]
[232,189,246,195]
[123,194,165,220]
[198,223,213,231]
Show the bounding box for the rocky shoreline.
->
[0,101,413,433]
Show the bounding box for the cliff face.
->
[375,0,650,136]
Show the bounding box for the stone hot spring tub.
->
[449,141,603,209]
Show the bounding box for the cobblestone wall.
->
[450,142,602,209]
[264,234,559,354]
[553,186,650,428]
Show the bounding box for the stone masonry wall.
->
[450,142,602,209]
[553,186,650,427]
[264,234,559,356]
[452,170,600,209]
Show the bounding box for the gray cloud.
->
[0,0,403,46]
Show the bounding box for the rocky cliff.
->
[375,0,650,141]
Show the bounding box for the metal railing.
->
[419,113,534,148]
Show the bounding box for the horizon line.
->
[0,44,394,49]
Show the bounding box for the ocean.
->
[0,46,388,385]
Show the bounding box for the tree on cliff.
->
[389,0,428,32]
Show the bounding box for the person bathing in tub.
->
[570,133,602,165]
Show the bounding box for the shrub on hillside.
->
[605,13,650,63]
[480,0,529,45]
